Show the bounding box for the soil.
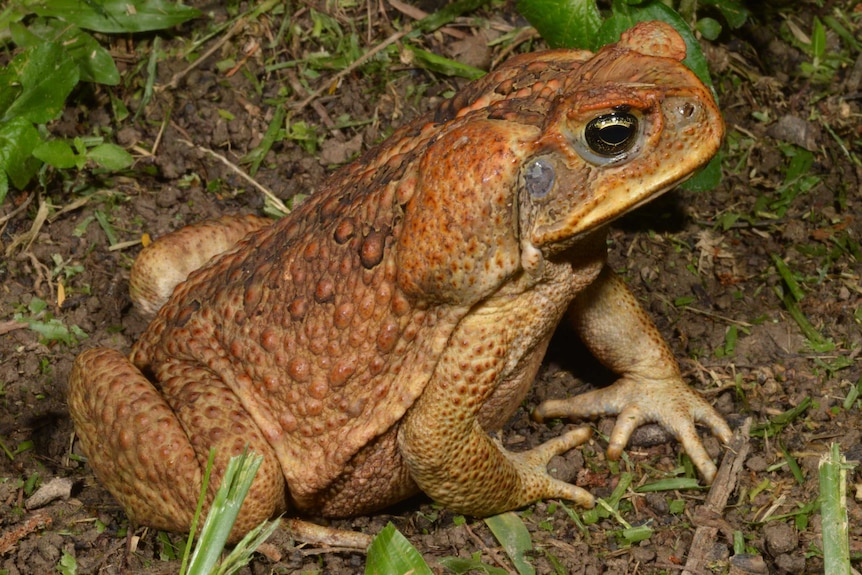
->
[1,1,861,574]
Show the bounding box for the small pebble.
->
[763,521,798,555]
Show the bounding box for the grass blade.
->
[185,450,264,575]
[819,444,854,575]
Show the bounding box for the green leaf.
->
[57,551,78,575]
[29,0,201,33]
[365,523,433,575]
[485,512,535,575]
[34,139,79,169]
[516,0,601,49]
[413,0,492,34]
[86,143,133,171]
[612,524,653,546]
[2,43,79,124]
[403,45,485,80]
[28,318,76,344]
[695,17,722,41]
[0,117,42,189]
[439,553,510,575]
[0,64,21,118]
[0,171,8,205]
[681,154,722,192]
[811,18,826,62]
[10,19,120,85]
[242,104,286,176]
[784,147,813,181]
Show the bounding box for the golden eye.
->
[584,112,639,157]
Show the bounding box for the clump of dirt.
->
[1,2,860,574]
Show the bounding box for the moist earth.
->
[1,2,861,574]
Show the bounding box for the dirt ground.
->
[1,1,861,574]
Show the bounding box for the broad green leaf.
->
[29,0,201,34]
[34,139,78,169]
[11,19,120,85]
[2,43,79,124]
[86,143,133,170]
[0,117,42,189]
[365,523,433,575]
[682,154,722,192]
[485,512,535,575]
[696,17,722,41]
[0,65,21,118]
[0,171,8,205]
[516,0,601,49]
[28,318,76,345]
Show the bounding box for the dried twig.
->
[175,137,290,216]
[4,197,49,257]
[0,193,33,226]
[0,320,28,336]
[292,28,410,114]
[682,418,752,575]
[160,19,247,91]
[0,513,52,556]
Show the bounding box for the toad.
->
[69,21,731,541]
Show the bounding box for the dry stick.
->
[0,512,52,555]
[0,192,32,226]
[491,27,541,69]
[161,19,247,91]
[4,197,50,257]
[282,518,372,551]
[682,418,752,575]
[175,137,290,216]
[0,320,28,336]
[293,28,410,114]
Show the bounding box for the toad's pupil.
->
[585,113,638,156]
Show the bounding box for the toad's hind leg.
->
[68,347,286,541]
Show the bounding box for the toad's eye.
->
[524,158,555,199]
[584,112,639,157]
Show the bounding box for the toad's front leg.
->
[534,267,732,482]
[397,314,595,516]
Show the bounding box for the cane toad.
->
[69,21,731,541]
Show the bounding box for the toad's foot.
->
[504,426,595,509]
[533,377,731,483]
